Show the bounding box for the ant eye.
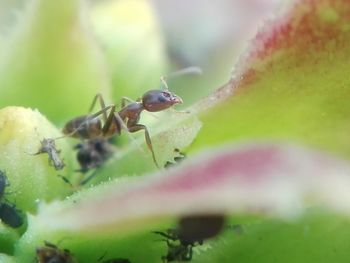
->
[162,92,171,98]
[158,95,167,103]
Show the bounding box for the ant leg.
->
[184,246,193,261]
[57,174,73,188]
[128,124,159,168]
[44,241,58,249]
[79,170,99,186]
[152,231,176,241]
[101,105,118,136]
[100,105,139,141]
[100,106,144,155]
[88,93,109,122]
[121,97,139,108]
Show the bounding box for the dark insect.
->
[177,215,225,244]
[36,241,77,263]
[0,170,8,201]
[154,229,194,263]
[154,215,225,262]
[0,202,23,228]
[62,67,201,168]
[164,149,186,168]
[0,170,24,228]
[34,138,65,170]
[75,138,113,173]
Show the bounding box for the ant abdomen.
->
[63,115,102,139]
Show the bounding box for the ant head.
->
[142,90,183,112]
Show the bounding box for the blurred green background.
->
[0,0,281,124]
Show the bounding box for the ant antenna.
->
[167,66,202,78]
[160,66,202,91]
[160,76,170,91]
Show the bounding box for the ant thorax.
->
[118,102,144,122]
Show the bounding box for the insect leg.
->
[88,93,109,122]
[128,124,159,168]
[184,246,193,261]
[101,105,119,136]
[58,105,114,139]
[121,96,140,108]
[152,231,177,241]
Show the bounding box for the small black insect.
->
[0,202,23,228]
[176,215,225,244]
[75,138,113,173]
[34,138,65,170]
[154,215,225,262]
[0,170,8,201]
[36,241,77,263]
[154,229,195,262]
[0,170,24,228]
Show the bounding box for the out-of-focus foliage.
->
[1,0,350,263]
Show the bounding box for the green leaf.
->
[191,0,350,158]
[0,107,73,213]
[89,113,202,181]
[193,210,350,263]
[15,143,350,261]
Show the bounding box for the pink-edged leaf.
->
[191,0,350,158]
[37,143,350,233]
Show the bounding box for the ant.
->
[153,215,225,262]
[33,138,65,171]
[36,241,77,263]
[62,67,201,167]
[0,170,24,228]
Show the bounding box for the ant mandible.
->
[62,67,201,167]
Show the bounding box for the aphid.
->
[36,241,77,263]
[176,215,225,244]
[0,170,8,201]
[34,138,65,170]
[62,67,201,167]
[75,138,113,173]
[0,202,23,228]
[154,230,194,263]
[154,215,225,262]
[0,171,24,228]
